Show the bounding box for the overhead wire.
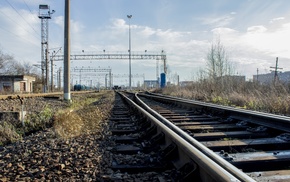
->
[4,0,41,38]
[0,0,40,62]
[20,0,58,50]
[0,0,59,63]
[0,26,39,48]
[22,0,39,23]
[0,9,40,41]
[0,26,40,63]
[22,0,34,15]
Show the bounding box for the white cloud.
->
[110,18,128,30]
[2,1,290,83]
[139,26,155,37]
[0,6,40,62]
[71,19,85,33]
[270,17,285,23]
[54,16,64,28]
[14,0,45,6]
[247,25,267,33]
[200,13,235,27]
[212,27,239,36]
[0,7,39,39]
[243,23,290,58]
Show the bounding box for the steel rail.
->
[118,92,242,182]
[135,92,256,182]
[143,92,290,132]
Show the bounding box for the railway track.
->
[1,91,289,181]
[108,91,290,181]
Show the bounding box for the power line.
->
[21,0,55,48]
[0,26,39,48]
[0,26,40,63]
[0,9,40,41]
[22,0,39,22]
[22,0,33,14]
[4,0,40,37]
[270,57,283,84]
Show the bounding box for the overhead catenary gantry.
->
[53,51,167,81]
[71,67,112,88]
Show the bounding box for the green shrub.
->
[24,105,54,131]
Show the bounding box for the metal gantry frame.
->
[54,51,167,86]
[112,73,145,88]
[71,67,112,89]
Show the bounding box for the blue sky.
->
[0,0,290,86]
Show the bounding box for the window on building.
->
[3,83,11,92]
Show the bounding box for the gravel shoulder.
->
[0,92,113,181]
[0,91,165,181]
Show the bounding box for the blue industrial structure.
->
[160,73,166,88]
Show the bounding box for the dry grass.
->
[53,111,84,138]
[0,91,114,145]
[53,91,114,139]
[162,81,290,116]
[0,121,22,145]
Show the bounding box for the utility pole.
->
[156,59,159,86]
[50,47,62,92]
[127,15,132,90]
[58,68,62,90]
[270,57,282,85]
[256,68,259,82]
[38,4,54,93]
[64,0,71,101]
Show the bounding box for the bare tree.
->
[0,50,13,71]
[207,43,217,80]
[206,37,235,92]
[0,59,24,75]
[0,49,39,76]
[206,37,230,79]
[18,62,38,75]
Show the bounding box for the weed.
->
[161,81,290,116]
[0,121,22,145]
[53,91,114,139]
[53,110,84,138]
[24,105,54,131]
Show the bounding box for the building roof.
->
[0,75,36,81]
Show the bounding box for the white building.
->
[144,80,159,88]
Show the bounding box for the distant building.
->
[253,71,290,84]
[144,80,158,88]
[221,75,246,82]
[0,75,36,93]
[179,81,194,87]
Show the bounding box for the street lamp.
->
[127,15,132,90]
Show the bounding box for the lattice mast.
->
[38,5,54,92]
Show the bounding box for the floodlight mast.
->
[38,4,54,93]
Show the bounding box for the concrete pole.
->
[105,74,107,89]
[127,15,132,90]
[64,0,71,101]
[51,56,54,92]
[58,68,62,90]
